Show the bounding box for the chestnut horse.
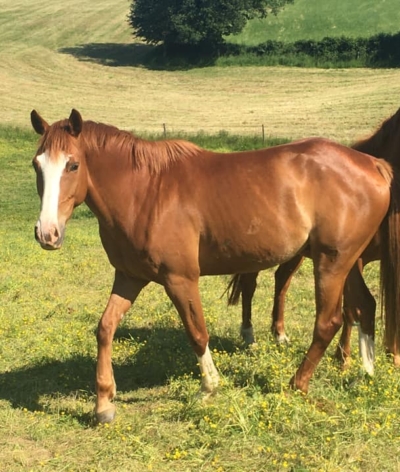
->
[31,109,400,424]
[228,107,400,372]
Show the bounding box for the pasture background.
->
[1,0,400,141]
[231,0,400,45]
[1,0,400,470]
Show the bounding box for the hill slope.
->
[0,0,400,142]
[230,0,400,45]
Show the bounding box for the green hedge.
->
[123,32,400,69]
[230,32,400,67]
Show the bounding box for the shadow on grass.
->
[0,326,238,424]
[60,33,400,70]
[59,43,218,71]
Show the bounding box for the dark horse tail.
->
[378,159,400,354]
[226,274,243,305]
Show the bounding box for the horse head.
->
[31,109,88,250]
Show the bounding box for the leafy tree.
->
[128,0,294,52]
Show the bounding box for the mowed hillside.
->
[231,0,400,44]
[1,0,400,141]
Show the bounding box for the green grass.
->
[2,0,400,469]
[230,0,400,45]
[222,0,400,67]
[2,127,400,471]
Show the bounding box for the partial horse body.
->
[228,107,400,371]
[31,109,400,423]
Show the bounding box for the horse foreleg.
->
[95,272,147,424]
[271,254,304,343]
[239,272,258,346]
[164,274,219,396]
[290,262,345,393]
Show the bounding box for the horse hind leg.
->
[271,254,304,343]
[290,254,346,393]
[386,325,400,366]
[334,307,353,369]
[238,273,258,346]
[343,263,376,375]
[334,264,362,369]
[392,345,400,367]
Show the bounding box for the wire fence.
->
[157,123,269,143]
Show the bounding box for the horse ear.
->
[31,110,49,135]
[68,109,83,137]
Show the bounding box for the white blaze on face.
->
[37,151,69,226]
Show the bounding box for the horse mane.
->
[81,121,202,173]
[352,107,400,160]
[38,119,202,173]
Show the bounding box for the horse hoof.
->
[241,326,256,346]
[340,358,351,371]
[200,391,212,403]
[247,341,258,350]
[244,339,257,348]
[276,333,290,344]
[197,389,216,404]
[289,376,308,394]
[96,406,116,424]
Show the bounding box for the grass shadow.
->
[59,42,218,71]
[0,326,238,424]
[113,325,238,387]
[60,33,400,70]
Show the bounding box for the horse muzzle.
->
[34,221,65,250]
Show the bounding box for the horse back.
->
[97,137,392,279]
[169,138,392,275]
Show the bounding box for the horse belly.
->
[198,220,310,276]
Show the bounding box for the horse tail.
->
[379,160,400,355]
[225,274,243,306]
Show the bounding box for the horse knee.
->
[315,316,342,345]
[190,332,209,357]
[97,321,114,346]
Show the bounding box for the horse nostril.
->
[54,227,59,239]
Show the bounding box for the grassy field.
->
[1,0,400,141]
[231,0,400,45]
[2,126,400,472]
[2,0,400,470]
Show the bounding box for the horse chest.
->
[99,226,160,280]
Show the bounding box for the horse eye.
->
[68,162,80,172]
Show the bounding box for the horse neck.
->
[83,145,150,227]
